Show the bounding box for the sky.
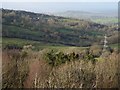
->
[2,2,118,14]
[0,0,119,2]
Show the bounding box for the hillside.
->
[2,9,118,49]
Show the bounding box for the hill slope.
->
[2,9,118,49]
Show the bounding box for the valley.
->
[1,8,119,88]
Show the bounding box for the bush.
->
[84,53,96,64]
[90,44,103,57]
[2,49,119,88]
[45,50,79,66]
[2,50,29,88]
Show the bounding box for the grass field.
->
[2,37,88,51]
[109,43,120,49]
[2,37,119,52]
[92,17,118,25]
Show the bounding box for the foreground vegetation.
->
[2,46,119,88]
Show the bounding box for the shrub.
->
[45,50,79,66]
[90,44,103,57]
[2,50,29,88]
[3,49,119,88]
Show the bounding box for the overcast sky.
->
[1,0,119,2]
[2,2,118,14]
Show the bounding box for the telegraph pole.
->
[103,34,108,49]
[102,34,109,56]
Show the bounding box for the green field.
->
[92,17,118,25]
[2,37,50,50]
[2,37,119,53]
[2,37,88,51]
[109,43,120,49]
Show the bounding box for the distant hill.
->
[52,10,118,25]
[2,9,118,49]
